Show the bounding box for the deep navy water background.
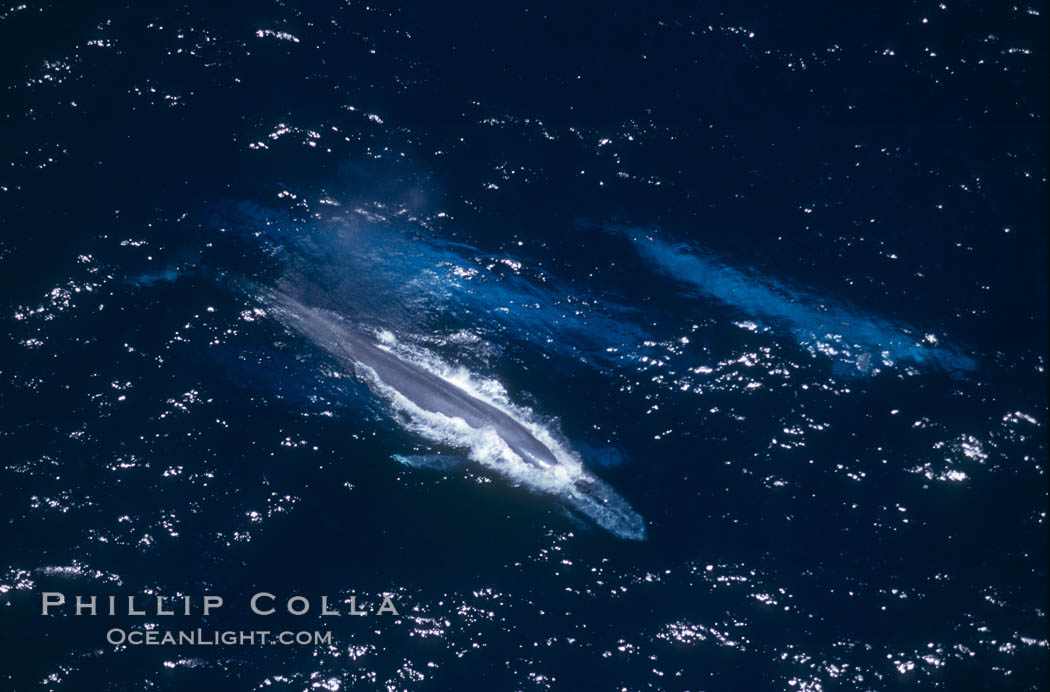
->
[1,1,1047,690]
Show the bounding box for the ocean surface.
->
[1,1,1046,690]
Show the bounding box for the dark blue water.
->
[1,2,1046,690]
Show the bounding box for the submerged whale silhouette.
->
[262,289,647,541]
[622,231,977,377]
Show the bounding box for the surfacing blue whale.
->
[262,288,648,541]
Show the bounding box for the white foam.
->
[369,333,586,480]
[349,333,646,539]
[357,357,582,496]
